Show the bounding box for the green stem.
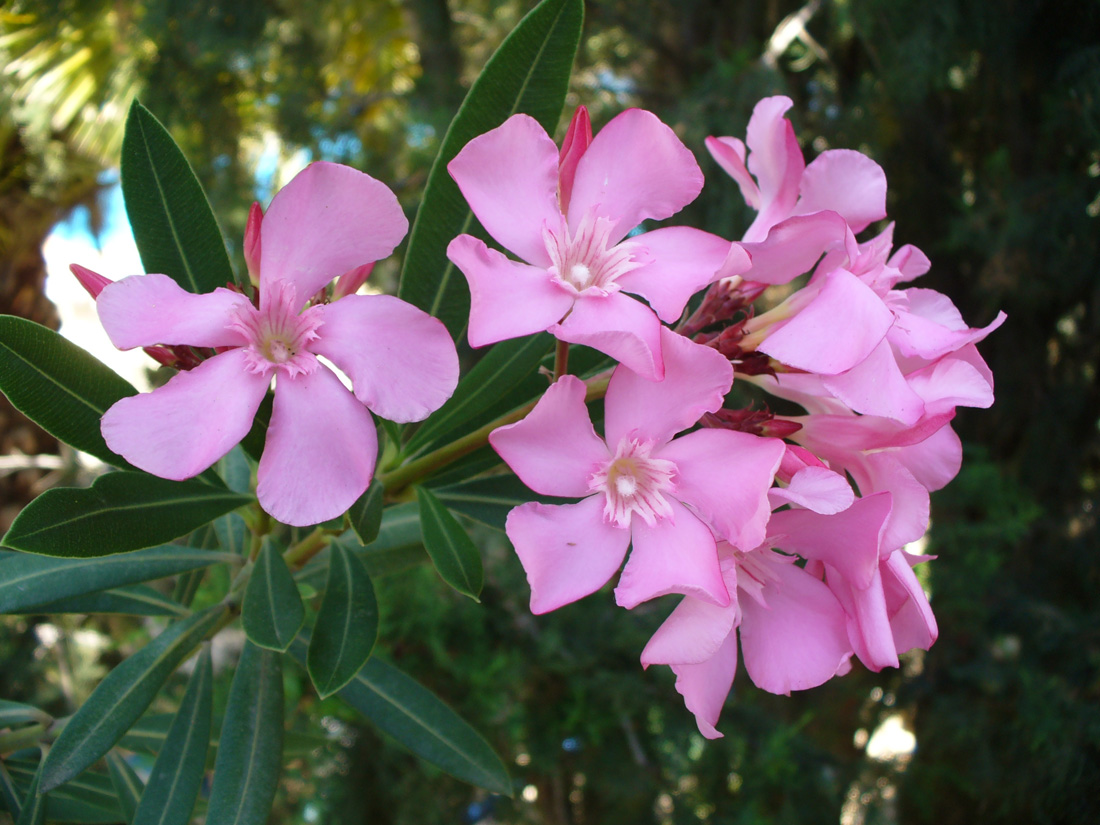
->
[380,373,611,496]
[0,723,46,756]
[283,528,330,569]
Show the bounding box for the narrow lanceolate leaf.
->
[292,640,510,796]
[27,585,189,617]
[40,605,226,793]
[243,541,305,652]
[207,643,284,825]
[2,473,252,558]
[2,761,123,824]
[416,487,484,601]
[118,715,327,762]
[106,751,143,823]
[121,101,236,293]
[307,540,379,698]
[0,316,137,469]
[398,0,585,338]
[0,700,48,728]
[405,334,554,455]
[348,480,384,546]
[0,543,234,613]
[434,474,561,531]
[132,647,212,825]
[0,760,23,821]
[13,757,44,825]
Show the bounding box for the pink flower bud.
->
[332,262,374,300]
[69,264,113,299]
[243,201,263,286]
[557,106,591,215]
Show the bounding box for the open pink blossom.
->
[489,328,784,613]
[447,108,747,380]
[93,161,459,526]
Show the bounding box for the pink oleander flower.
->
[489,328,784,613]
[641,492,894,738]
[91,161,459,526]
[447,108,747,380]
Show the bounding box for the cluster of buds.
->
[451,97,1003,737]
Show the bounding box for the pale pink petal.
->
[490,375,609,499]
[97,274,251,349]
[844,567,900,671]
[604,328,731,445]
[614,500,727,609]
[447,114,561,267]
[890,243,931,282]
[742,96,804,241]
[705,135,758,208]
[735,212,849,284]
[311,294,458,423]
[568,109,703,244]
[759,269,894,374]
[551,291,664,381]
[641,591,737,667]
[616,227,733,322]
[881,550,937,653]
[447,235,574,347]
[558,106,592,217]
[260,162,408,306]
[670,633,739,739]
[257,368,378,526]
[856,456,930,552]
[768,465,855,515]
[821,338,926,425]
[659,429,784,550]
[793,149,887,233]
[907,355,994,415]
[101,349,268,480]
[891,424,961,492]
[739,560,852,694]
[506,497,630,614]
[768,493,892,590]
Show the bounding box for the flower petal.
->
[659,429,784,551]
[505,497,630,614]
[101,349,268,479]
[447,235,573,347]
[312,294,458,423]
[739,559,852,694]
[568,109,703,244]
[881,550,938,653]
[737,212,848,285]
[641,590,737,666]
[260,162,407,306]
[793,149,887,233]
[705,136,758,209]
[614,499,727,609]
[670,633,739,739]
[742,95,804,242]
[447,114,561,266]
[552,291,664,381]
[617,227,733,322]
[257,367,378,526]
[490,375,609,499]
[604,327,731,446]
[768,465,855,515]
[97,274,251,349]
[821,338,926,425]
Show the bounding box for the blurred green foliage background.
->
[2,0,1098,823]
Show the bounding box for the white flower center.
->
[544,212,645,296]
[229,280,324,378]
[588,437,677,528]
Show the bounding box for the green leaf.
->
[117,715,326,762]
[217,446,252,495]
[292,640,511,796]
[207,642,284,825]
[13,757,44,825]
[213,512,250,556]
[348,480,384,546]
[0,316,137,469]
[28,585,189,617]
[307,540,379,698]
[243,540,305,652]
[106,751,143,824]
[405,334,554,455]
[121,101,237,293]
[0,543,235,613]
[0,760,24,821]
[40,605,225,792]
[433,473,562,531]
[3,761,122,824]
[0,700,48,728]
[397,0,585,337]
[2,473,253,558]
[416,487,484,601]
[131,647,212,825]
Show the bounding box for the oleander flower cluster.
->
[449,97,1004,738]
